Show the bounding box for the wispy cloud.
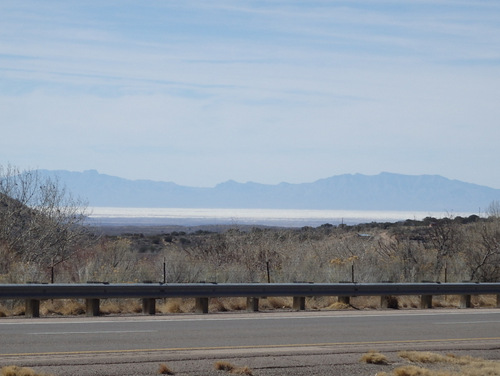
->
[1,1,499,188]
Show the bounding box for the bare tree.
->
[464,220,500,282]
[486,200,500,218]
[426,218,461,278]
[0,164,92,282]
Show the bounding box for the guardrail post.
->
[142,298,156,315]
[459,294,472,308]
[293,296,305,311]
[420,295,432,309]
[86,298,100,316]
[381,296,389,309]
[25,299,40,318]
[497,294,500,308]
[195,297,209,314]
[338,296,350,305]
[246,297,259,312]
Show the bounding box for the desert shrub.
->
[393,351,500,376]
[224,297,247,311]
[261,297,291,310]
[5,211,500,303]
[393,365,437,376]
[40,300,85,316]
[214,361,234,371]
[160,298,199,313]
[157,363,175,375]
[230,366,253,375]
[399,351,449,364]
[163,250,205,283]
[98,299,141,315]
[214,362,252,375]
[361,350,389,365]
[0,304,8,317]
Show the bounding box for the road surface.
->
[1,309,500,375]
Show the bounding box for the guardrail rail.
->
[1,282,499,317]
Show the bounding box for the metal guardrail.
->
[1,282,500,300]
[1,282,499,317]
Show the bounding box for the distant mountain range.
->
[37,169,500,212]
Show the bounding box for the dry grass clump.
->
[99,301,122,315]
[432,296,460,309]
[157,298,192,313]
[261,297,291,310]
[229,366,253,375]
[396,296,420,309]
[40,300,85,316]
[1,365,53,376]
[393,365,441,375]
[214,361,234,372]
[399,351,450,364]
[327,301,351,310]
[59,300,86,315]
[361,350,390,365]
[214,361,253,375]
[210,298,229,312]
[0,305,8,317]
[351,296,380,309]
[209,298,247,312]
[307,296,336,309]
[99,299,142,315]
[224,297,247,311]
[5,303,26,317]
[157,363,175,375]
[371,350,500,376]
[474,294,497,307]
[430,295,496,309]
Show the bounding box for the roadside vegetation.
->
[1,165,500,316]
[361,350,500,376]
[1,365,53,376]
[5,208,496,287]
[3,212,500,286]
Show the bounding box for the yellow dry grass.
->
[350,296,381,309]
[361,350,390,365]
[0,305,7,317]
[4,304,26,317]
[229,366,253,375]
[99,299,142,315]
[157,298,193,313]
[214,361,235,371]
[224,297,247,311]
[210,298,228,312]
[40,300,85,316]
[327,301,352,310]
[209,298,247,312]
[399,351,451,364]
[261,297,291,310]
[307,296,337,309]
[1,366,53,376]
[372,351,500,376]
[214,361,253,375]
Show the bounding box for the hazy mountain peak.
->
[34,169,500,212]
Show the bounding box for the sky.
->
[1,1,500,188]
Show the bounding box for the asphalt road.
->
[1,309,500,375]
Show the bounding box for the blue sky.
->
[1,1,500,188]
